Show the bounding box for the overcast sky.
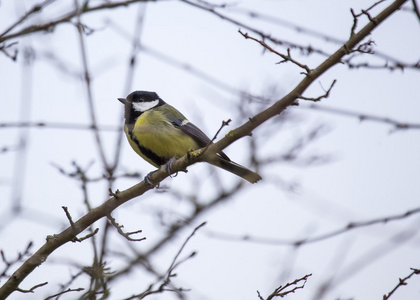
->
[1,1,420,299]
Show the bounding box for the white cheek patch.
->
[132,100,159,112]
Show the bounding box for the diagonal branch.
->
[383,268,420,299]
[107,214,146,242]
[0,0,56,38]
[299,80,337,101]
[0,0,153,43]
[258,273,312,300]
[238,30,311,74]
[202,0,409,160]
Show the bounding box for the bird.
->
[117,90,262,184]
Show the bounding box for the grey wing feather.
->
[171,119,231,161]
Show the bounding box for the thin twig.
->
[108,188,120,200]
[62,206,77,233]
[126,223,206,299]
[413,0,420,23]
[0,0,153,43]
[16,282,48,293]
[44,287,85,300]
[0,42,18,60]
[230,5,419,70]
[239,30,311,74]
[350,0,387,35]
[44,270,84,300]
[107,214,146,242]
[205,206,420,246]
[0,0,56,37]
[107,20,269,101]
[62,206,99,242]
[0,121,119,131]
[258,273,312,300]
[166,222,206,275]
[180,0,330,59]
[306,104,420,131]
[200,119,231,156]
[0,242,33,279]
[383,268,420,299]
[299,80,337,101]
[78,228,100,242]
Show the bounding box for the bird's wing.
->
[169,117,231,162]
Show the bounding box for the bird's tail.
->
[210,157,262,183]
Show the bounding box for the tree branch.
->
[205,206,420,246]
[306,104,420,131]
[125,223,205,299]
[0,0,154,43]
[258,273,312,300]
[413,0,420,22]
[299,80,337,101]
[383,268,420,299]
[44,287,85,300]
[107,214,146,242]
[238,30,311,74]
[201,0,409,160]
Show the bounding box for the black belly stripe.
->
[129,131,167,166]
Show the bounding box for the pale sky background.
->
[1,0,420,299]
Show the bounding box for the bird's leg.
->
[166,157,178,177]
[144,171,159,188]
[144,158,183,186]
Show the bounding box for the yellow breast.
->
[125,109,199,167]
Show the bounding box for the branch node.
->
[201,119,231,157]
[108,188,120,200]
[78,228,99,242]
[299,79,337,102]
[62,206,77,233]
[261,273,312,299]
[238,29,311,73]
[107,214,146,242]
[362,9,379,24]
[16,281,48,293]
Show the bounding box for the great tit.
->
[118,91,262,183]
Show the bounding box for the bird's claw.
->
[144,171,159,188]
[144,158,180,186]
[166,157,177,177]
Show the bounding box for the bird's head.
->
[118,90,163,113]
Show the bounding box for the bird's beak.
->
[117,97,129,105]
